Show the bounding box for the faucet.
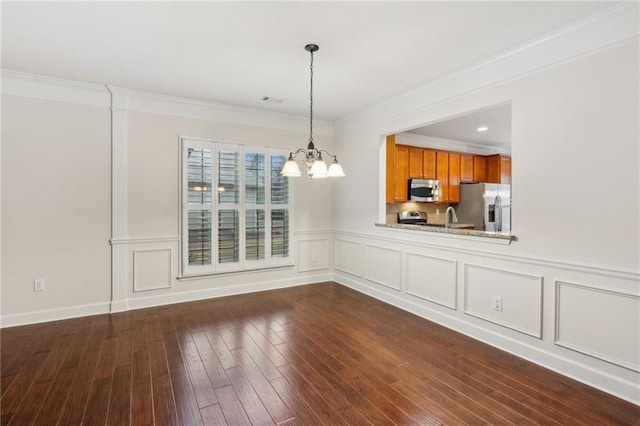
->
[445,206,458,228]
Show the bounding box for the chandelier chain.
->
[309,48,314,144]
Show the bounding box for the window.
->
[181,138,291,276]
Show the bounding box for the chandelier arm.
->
[289,148,308,159]
[317,149,337,160]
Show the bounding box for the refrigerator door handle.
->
[495,195,502,232]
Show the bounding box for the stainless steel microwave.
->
[409,179,439,202]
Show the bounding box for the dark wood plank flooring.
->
[2,282,638,425]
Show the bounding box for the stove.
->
[398,211,428,225]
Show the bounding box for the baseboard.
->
[0,273,332,328]
[333,272,640,406]
[122,273,333,312]
[1,301,111,328]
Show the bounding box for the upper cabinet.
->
[386,135,510,203]
[448,152,460,203]
[486,154,511,184]
[436,151,460,204]
[473,155,487,183]
[422,149,437,179]
[460,154,474,183]
[386,136,410,203]
[436,151,449,203]
[409,147,423,178]
[394,145,410,201]
[407,147,437,179]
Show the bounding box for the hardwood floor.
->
[1,282,638,425]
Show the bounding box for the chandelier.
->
[280,44,345,179]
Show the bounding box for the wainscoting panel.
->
[297,238,329,272]
[464,264,543,338]
[364,245,401,290]
[555,281,640,372]
[406,253,457,309]
[335,239,364,277]
[133,248,173,292]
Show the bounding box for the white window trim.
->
[180,136,292,277]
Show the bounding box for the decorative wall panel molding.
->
[364,245,401,291]
[464,264,543,338]
[406,252,457,309]
[133,248,173,292]
[335,239,364,277]
[297,238,329,272]
[555,281,640,372]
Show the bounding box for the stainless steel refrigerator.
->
[456,183,511,232]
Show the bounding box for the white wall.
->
[113,99,336,311]
[1,95,112,318]
[1,77,335,325]
[331,10,640,404]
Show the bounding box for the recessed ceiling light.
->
[477,126,489,132]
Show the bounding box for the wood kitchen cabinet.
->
[408,147,437,179]
[486,154,511,184]
[409,147,423,178]
[422,149,437,179]
[386,134,508,204]
[385,135,398,203]
[473,155,487,182]
[393,144,410,202]
[448,152,460,203]
[460,154,474,183]
[436,151,461,203]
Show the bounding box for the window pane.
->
[218,150,239,204]
[271,209,289,258]
[245,153,265,204]
[271,154,288,204]
[245,209,265,261]
[187,148,212,204]
[188,211,211,265]
[218,209,239,263]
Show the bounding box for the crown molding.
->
[396,132,510,156]
[1,71,333,136]
[335,2,640,136]
[114,87,334,136]
[1,70,111,108]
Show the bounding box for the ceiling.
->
[406,102,512,150]
[1,2,616,122]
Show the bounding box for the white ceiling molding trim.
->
[396,133,509,156]
[335,2,639,136]
[1,70,334,136]
[1,69,111,108]
[121,88,334,136]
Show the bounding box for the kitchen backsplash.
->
[386,202,455,225]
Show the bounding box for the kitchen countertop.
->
[376,222,515,241]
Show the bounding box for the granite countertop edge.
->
[375,223,515,241]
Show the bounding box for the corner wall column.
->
[108,87,129,312]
